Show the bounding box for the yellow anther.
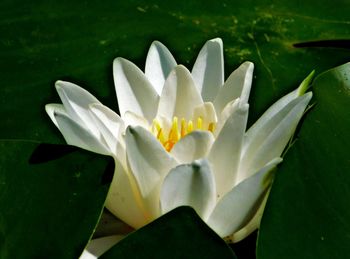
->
[181,118,186,137]
[151,119,161,136]
[196,117,203,130]
[168,117,180,143]
[187,120,193,133]
[208,122,216,133]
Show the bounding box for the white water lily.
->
[46,38,312,250]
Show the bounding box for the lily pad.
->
[257,63,350,258]
[1,1,350,142]
[0,142,112,258]
[101,206,236,259]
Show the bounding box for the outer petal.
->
[208,99,249,198]
[54,110,109,155]
[79,235,124,259]
[239,92,312,182]
[105,158,148,229]
[170,131,214,164]
[89,103,124,154]
[192,38,224,102]
[160,159,216,220]
[207,158,282,238]
[113,57,159,122]
[45,103,67,128]
[55,81,102,136]
[123,111,150,129]
[145,41,177,95]
[125,126,177,218]
[213,61,254,113]
[225,189,270,243]
[157,65,203,120]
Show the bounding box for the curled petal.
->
[113,57,159,122]
[160,159,216,220]
[45,103,67,128]
[207,158,282,237]
[192,38,224,102]
[145,41,177,95]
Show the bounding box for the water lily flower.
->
[46,38,312,247]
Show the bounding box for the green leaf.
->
[0,141,112,259]
[1,1,350,142]
[257,63,350,258]
[101,206,236,259]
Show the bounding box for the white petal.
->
[171,131,214,164]
[89,103,124,154]
[123,111,150,129]
[160,159,216,220]
[207,158,282,237]
[55,81,101,136]
[79,235,124,259]
[192,102,218,130]
[239,92,312,181]
[225,189,270,243]
[213,61,254,113]
[157,65,203,120]
[125,126,177,217]
[54,111,109,155]
[113,57,159,122]
[208,99,249,198]
[45,103,67,128]
[145,41,177,95]
[105,157,148,229]
[192,38,224,102]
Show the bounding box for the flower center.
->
[151,117,216,152]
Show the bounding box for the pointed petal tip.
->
[170,64,193,77]
[243,61,254,69]
[208,37,223,44]
[55,80,64,90]
[45,103,52,113]
[113,56,126,66]
[297,70,315,96]
[150,40,165,47]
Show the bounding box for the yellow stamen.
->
[208,122,216,133]
[151,117,216,152]
[169,117,180,142]
[197,117,203,130]
[187,120,193,133]
[181,118,186,137]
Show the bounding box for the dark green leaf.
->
[0,141,112,259]
[257,63,350,258]
[101,206,236,259]
[1,1,350,142]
